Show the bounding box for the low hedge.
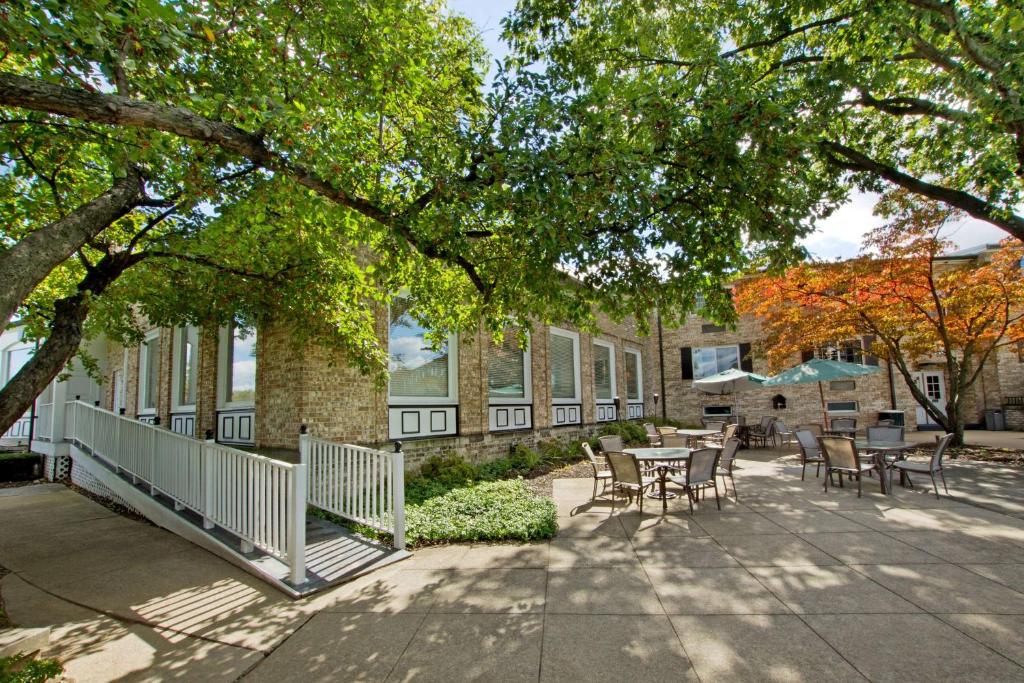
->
[405,479,557,544]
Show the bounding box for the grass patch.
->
[0,653,63,682]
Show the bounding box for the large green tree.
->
[505,0,1024,241]
[0,0,842,433]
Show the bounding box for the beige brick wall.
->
[253,311,661,462]
[659,312,919,430]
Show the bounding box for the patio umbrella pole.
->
[818,381,828,429]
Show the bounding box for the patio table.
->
[674,429,722,447]
[854,439,916,494]
[624,447,692,512]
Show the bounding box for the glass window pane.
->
[178,326,199,406]
[389,299,449,398]
[692,347,717,379]
[5,347,31,382]
[625,351,641,400]
[716,346,739,372]
[143,339,159,410]
[693,345,739,379]
[593,343,613,400]
[229,326,257,403]
[488,336,526,399]
[550,333,577,400]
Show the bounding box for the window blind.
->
[489,336,526,399]
[142,340,159,409]
[178,326,199,406]
[593,343,613,400]
[550,333,577,400]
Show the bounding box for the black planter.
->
[0,454,43,482]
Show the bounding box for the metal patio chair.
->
[668,447,722,513]
[796,429,825,480]
[892,433,955,499]
[582,441,612,501]
[818,436,879,498]
[718,437,742,499]
[606,451,657,513]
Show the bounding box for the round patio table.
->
[624,447,692,512]
[854,439,916,494]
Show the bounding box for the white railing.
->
[67,401,307,583]
[1,413,31,441]
[35,401,54,440]
[301,433,405,550]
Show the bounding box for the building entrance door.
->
[914,371,946,428]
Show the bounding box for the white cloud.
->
[804,191,1011,260]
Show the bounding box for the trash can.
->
[985,408,1006,431]
[878,410,905,427]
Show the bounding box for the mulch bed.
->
[522,461,593,497]
[935,446,1024,467]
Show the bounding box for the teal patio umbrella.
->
[763,358,881,427]
[692,368,768,395]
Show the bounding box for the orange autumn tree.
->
[736,201,1024,445]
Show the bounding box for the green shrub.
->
[405,479,557,543]
[404,476,457,506]
[598,421,648,446]
[418,452,476,487]
[0,653,63,683]
[508,444,541,472]
[537,438,584,466]
[476,457,515,481]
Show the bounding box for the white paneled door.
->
[914,371,946,428]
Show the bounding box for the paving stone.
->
[460,542,550,568]
[959,563,1024,591]
[430,569,546,613]
[761,510,870,534]
[689,513,789,537]
[388,614,543,682]
[546,567,662,615]
[646,567,789,615]
[540,615,696,682]
[548,535,640,567]
[715,534,841,567]
[939,614,1024,668]
[672,614,865,683]
[887,530,1024,564]
[747,565,921,614]
[804,613,1024,682]
[631,536,740,568]
[617,511,708,539]
[244,613,422,682]
[554,513,626,538]
[851,563,1024,614]
[799,531,945,564]
[321,568,446,614]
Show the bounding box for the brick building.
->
[8,245,1022,463]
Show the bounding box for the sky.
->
[446,0,1008,260]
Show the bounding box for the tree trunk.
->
[0,252,144,435]
[0,167,144,330]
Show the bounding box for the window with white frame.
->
[388,296,457,403]
[138,330,160,413]
[488,334,531,403]
[226,324,256,405]
[593,340,615,402]
[173,325,199,409]
[624,349,642,402]
[549,328,580,403]
[692,345,739,380]
[816,339,863,364]
[3,344,32,383]
[826,400,858,414]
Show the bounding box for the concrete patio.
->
[4,441,1024,681]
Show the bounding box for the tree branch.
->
[819,140,1024,240]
